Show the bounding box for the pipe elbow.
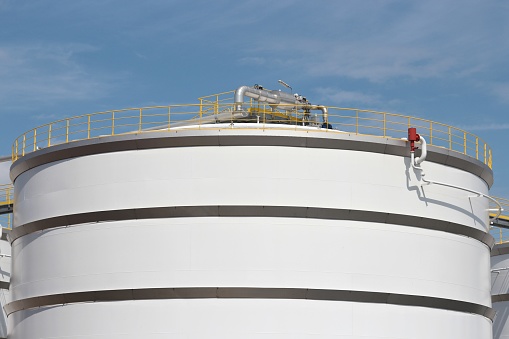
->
[234,86,249,103]
[318,106,328,123]
[234,86,250,111]
[415,136,427,165]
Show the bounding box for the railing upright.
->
[484,144,487,166]
[429,122,433,145]
[33,129,37,152]
[476,138,479,160]
[48,124,52,147]
[383,113,386,137]
[463,132,467,155]
[65,119,69,143]
[87,115,91,139]
[356,110,359,134]
[139,109,143,132]
[448,127,452,150]
[168,107,171,129]
[111,111,115,135]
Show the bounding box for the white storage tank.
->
[491,243,509,338]
[6,86,495,338]
[0,223,11,339]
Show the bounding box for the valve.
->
[408,127,420,152]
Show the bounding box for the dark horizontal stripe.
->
[0,204,12,215]
[10,132,493,187]
[9,205,494,248]
[0,281,8,290]
[492,294,509,303]
[4,287,495,320]
[491,243,509,257]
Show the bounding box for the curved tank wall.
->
[0,227,11,339]
[7,126,494,338]
[492,243,509,338]
[0,229,10,339]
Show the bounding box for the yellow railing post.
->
[215,95,219,115]
[383,113,386,137]
[199,98,203,119]
[139,109,143,132]
[429,122,433,145]
[33,129,37,152]
[484,144,487,165]
[463,132,467,155]
[14,140,18,161]
[22,135,26,156]
[65,119,70,143]
[448,127,452,150]
[111,111,115,135]
[48,124,52,147]
[87,115,91,139]
[475,138,479,160]
[356,110,359,134]
[168,106,171,129]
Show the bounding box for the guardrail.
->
[0,184,13,230]
[11,91,493,169]
[490,196,509,244]
[0,185,12,208]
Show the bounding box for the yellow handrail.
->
[0,184,13,230]
[491,196,509,244]
[11,91,493,170]
[0,184,12,207]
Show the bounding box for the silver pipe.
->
[311,105,328,124]
[0,156,11,163]
[234,85,329,124]
[234,86,280,111]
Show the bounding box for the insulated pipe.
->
[312,105,328,124]
[415,136,427,165]
[234,86,281,111]
[234,85,329,124]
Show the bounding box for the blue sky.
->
[0,0,508,196]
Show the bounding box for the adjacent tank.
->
[6,86,495,338]
[492,243,509,338]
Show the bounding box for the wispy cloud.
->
[489,83,509,103]
[314,87,382,106]
[0,43,119,109]
[458,123,509,132]
[238,0,508,83]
